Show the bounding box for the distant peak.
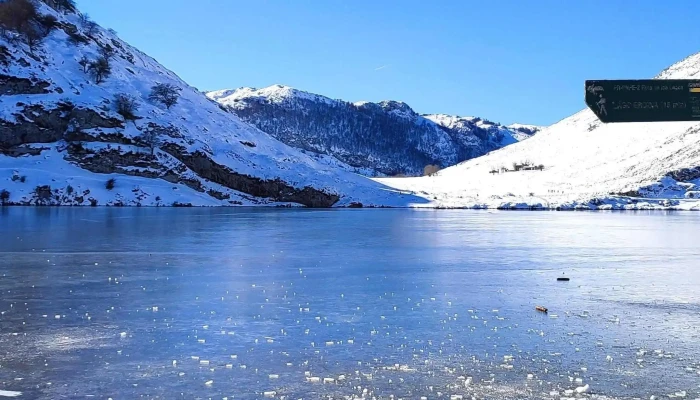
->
[378,100,416,118]
[206,84,338,107]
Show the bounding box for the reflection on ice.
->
[1,209,700,399]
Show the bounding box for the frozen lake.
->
[0,208,699,399]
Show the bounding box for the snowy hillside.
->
[375,53,700,211]
[0,0,425,207]
[208,85,538,177]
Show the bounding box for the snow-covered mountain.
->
[0,0,426,207]
[374,53,700,210]
[208,86,540,177]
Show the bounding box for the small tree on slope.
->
[0,189,10,205]
[114,93,139,120]
[88,56,111,84]
[149,83,181,110]
[140,128,162,155]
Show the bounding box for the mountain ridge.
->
[208,84,541,176]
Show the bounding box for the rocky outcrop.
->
[0,103,123,147]
[0,74,51,95]
[161,143,340,207]
[66,146,164,177]
[0,144,48,157]
[667,166,700,182]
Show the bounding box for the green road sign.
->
[585,79,700,123]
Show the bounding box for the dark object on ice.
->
[535,306,548,313]
[557,277,570,281]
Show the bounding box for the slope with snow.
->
[0,1,425,207]
[208,86,539,177]
[374,53,700,211]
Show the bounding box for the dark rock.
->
[161,143,340,207]
[0,103,123,147]
[0,145,49,157]
[613,190,641,197]
[207,189,231,200]
[0,74,51,95]
[667,166,700,182]
[66,147,164,178]
[0,45,11,66]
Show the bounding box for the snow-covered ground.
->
[0,2,426,207]
[375,53,700,211]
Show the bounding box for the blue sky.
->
[77,0,700,126]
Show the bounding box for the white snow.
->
[375,52,700,210]
[0,5,420,208]
[207,85,339,107]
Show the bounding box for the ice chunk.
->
[263,391,276,398]
[204,380,213,386]
[119,332,127,338]
[269,374,279,379]
[199,360,209,365]
[0,390,22,398]
[575,384,590,393]
[323,378,334,384]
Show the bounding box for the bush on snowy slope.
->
[0,0,426,207]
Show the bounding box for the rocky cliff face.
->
[208,85,541,177]
[0,0,419,207]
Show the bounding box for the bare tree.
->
[88,56,111,84]
[78,55,90,73]
[149,83,182,109]
[0,0,49,50]
[0,0,38,37]
[45,0,77,13]
[140,128,162,155]
[84,20,98,37]
[0,189,9,205]
[78,12,91,26]
[36,14,58,36]
[113,93,139,120]
[98,44,116,60]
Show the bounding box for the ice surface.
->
[1,210,699,398]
